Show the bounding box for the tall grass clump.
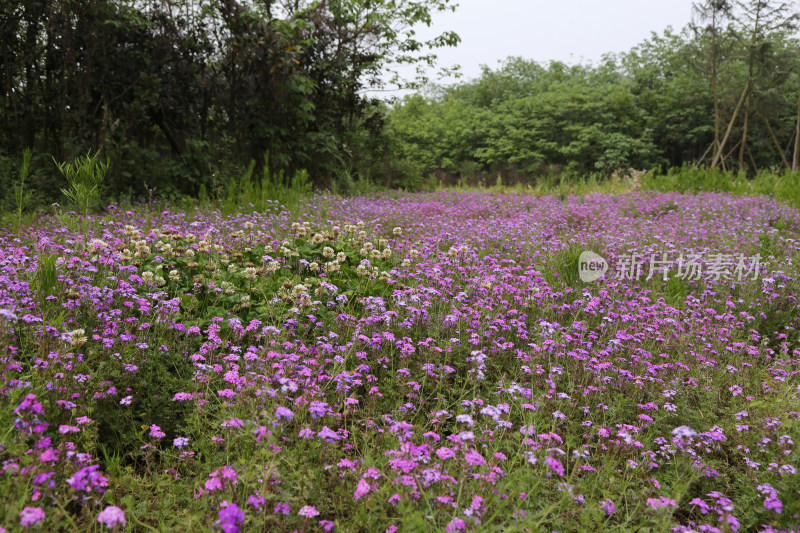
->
[643,165,800,208]
[221,154,312,214]
[55,151,108,243]
[12,148,33,235]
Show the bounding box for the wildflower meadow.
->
[1,190,798,532]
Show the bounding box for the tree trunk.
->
[712,83,749,168]
[738,90,752,171]
[793,87,800,171]
[746,144,758,173]
[150,109,185,156]
[711,24,721,161]
[695,142,714,168]
[762,116,789,169]
[23,5,41,149]
[738,2,761,172]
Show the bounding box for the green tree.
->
[0,0,460,199]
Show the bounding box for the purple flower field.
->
[1,190,799,532]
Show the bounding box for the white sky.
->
[388,0,696,91]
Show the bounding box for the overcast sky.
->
[388,0,696,91]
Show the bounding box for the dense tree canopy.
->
[0,0,458,201]
[385,1,800,184]
[4,0,800,201]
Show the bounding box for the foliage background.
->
[0,0,458,204]
[4,0,800,201]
